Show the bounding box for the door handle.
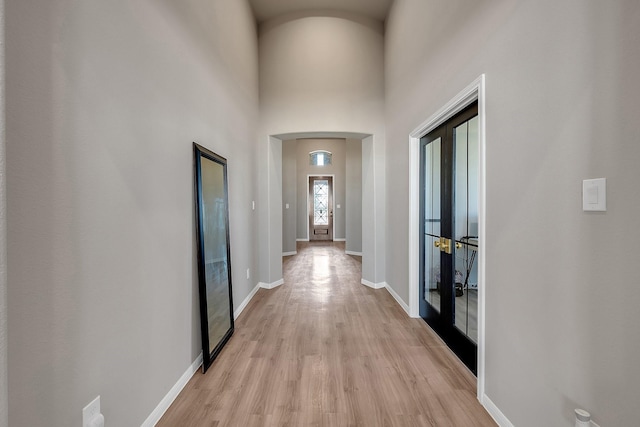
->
[440,237,451,254]
[434,237,452,254]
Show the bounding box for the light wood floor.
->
[157,241,496,426]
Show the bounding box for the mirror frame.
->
[193,143,234,373]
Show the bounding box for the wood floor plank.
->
[157,242,496,426]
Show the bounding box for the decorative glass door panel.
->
[313,180,329,225]
[309,176,333,241]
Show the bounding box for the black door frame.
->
[419,102,479,374]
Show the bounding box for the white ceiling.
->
[248,0,394,23]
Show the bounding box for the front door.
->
[420,102,479,374]
[309,176,333,241]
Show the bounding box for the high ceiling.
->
[248,0,394,23]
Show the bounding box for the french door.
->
[420,103,479,374]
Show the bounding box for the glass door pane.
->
[453,116,479,344]
[313,180,329,225]
[424,138,441,313]
[309,176,333,241]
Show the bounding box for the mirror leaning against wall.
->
[193,143,234,373]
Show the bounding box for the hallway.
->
[158,242,496,426]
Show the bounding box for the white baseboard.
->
[361,278,385,289]
[234,282,261,320]
[333,238,346,242]
[384,283,410,315]
[296,238,309,242]
[482,394,514,427]
[141,352,203,427]
[259,279,284,290]
[282,251,297,256]
[345,250,362,256]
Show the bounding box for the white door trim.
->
[408,75,486,401]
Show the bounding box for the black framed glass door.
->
[419,102,479,374]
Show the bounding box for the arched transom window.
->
[309,150,332,166]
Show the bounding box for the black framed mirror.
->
[193,143,234,373]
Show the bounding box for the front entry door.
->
[420,102,479,374]
[309,176,333,241]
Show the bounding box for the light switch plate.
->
[83,396,101,427]
[583,178,606,211]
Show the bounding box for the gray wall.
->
[385,0,640,426]
[346,139,362,254]
[361,135,386,284]
[0,1,6,425]
[282,139,297,253]
[282,138,362,253]
[6,0,259,425]
[258,14,385,286]
[258,136,283,285]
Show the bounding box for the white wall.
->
[258,13,386,284]
[5,0,258,425]
[385,0,640,426]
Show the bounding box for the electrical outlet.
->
[83,396,101,427]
